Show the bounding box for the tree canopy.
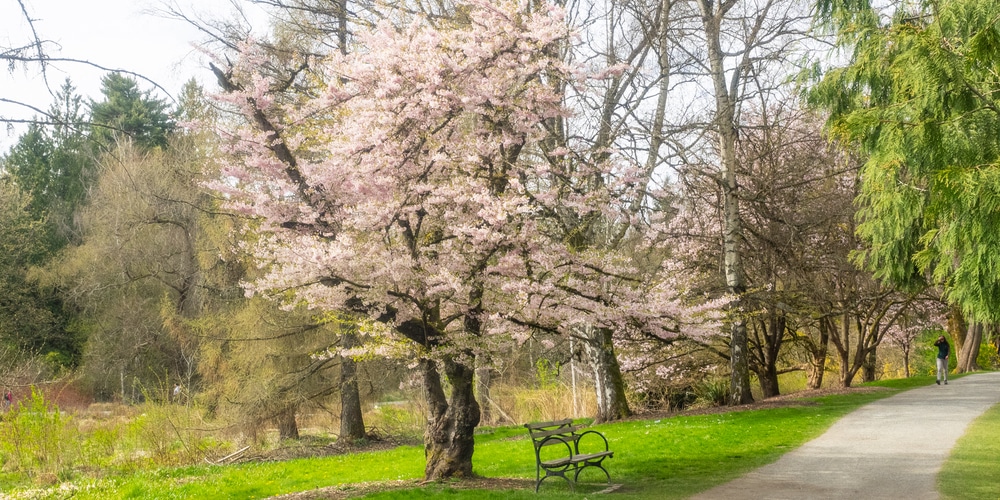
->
[814,0,1000,323]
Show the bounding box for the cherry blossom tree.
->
[207,0,694,479]
[884,300,946,378]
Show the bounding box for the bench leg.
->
[574,463,611,485]
[536,468,575,492]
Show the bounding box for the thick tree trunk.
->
[946,305,966,370]
[957,323,982,373]
[276,405,299,440]
[751,311,785,398]
[839,368,856,388]
[756,364,780,399]
[582,326,632,423]
[833,312,854,387]
[806,357,827,389]
[339,329,366,441]
[947,306,983,373]
[420,357,480,480]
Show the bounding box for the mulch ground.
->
[270,477,537,500]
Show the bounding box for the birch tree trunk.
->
[698,0,753,404]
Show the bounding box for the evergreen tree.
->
[813,0,1000,324]
[3,79,93,248]
[0,80,90,368]
[0,180,79,367]
[90,73,175,150]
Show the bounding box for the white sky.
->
[1,0,269,151]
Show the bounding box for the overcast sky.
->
[1,0,268,151]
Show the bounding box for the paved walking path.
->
[691,371,1000,500]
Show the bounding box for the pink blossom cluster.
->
[209,0,724,361]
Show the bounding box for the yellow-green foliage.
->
[976,342,999,370]
[366,401,426,441]
[0,391,230,486]
[491,383,597,425]
[0,388,77,483]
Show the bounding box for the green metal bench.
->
[524,418,614,492]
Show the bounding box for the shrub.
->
[0,387,80,482]
[692,377,730,407]
[976,341,999,370]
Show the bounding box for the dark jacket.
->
[935,338,950,359]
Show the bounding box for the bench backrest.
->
[525,419,584,449]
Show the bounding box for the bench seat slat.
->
[539,457,573,468]
[572,451,613,461]
[539,451,612,468]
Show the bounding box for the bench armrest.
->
[574,429,610,454]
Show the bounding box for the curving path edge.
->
[690,371,1000,500]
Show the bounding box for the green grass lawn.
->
[939,401,1000,500]
[2,377,943,499]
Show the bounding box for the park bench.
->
[524,418,614,492]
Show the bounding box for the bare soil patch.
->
[269,477,536,500]
[243,434,420,463]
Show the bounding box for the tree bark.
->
[957,322,982,373]
[420,356,480,480]
[861,346,877,382]
[698,0,753,405]
[806,316,832,389]
[581,325,632,422]
[475,364,493,426]
[750,310,785,398]
[339,328,366,441]
[946,305,982,373]
[902,342,912,378]
[831,311,855,387]
[276,405,299,440]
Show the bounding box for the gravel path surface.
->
[691,371,1000,500]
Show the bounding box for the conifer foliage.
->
[815,0,1000,322]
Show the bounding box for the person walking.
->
[2,388,11,411]
[934,335,950,385]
